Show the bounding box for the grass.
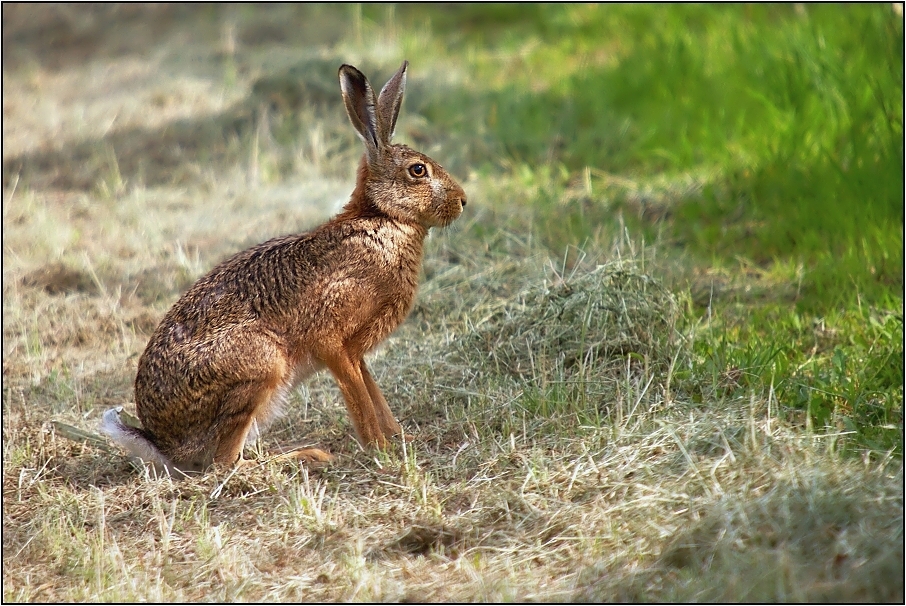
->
[3,3,903,602]
[419,4,903,307]
[405,2,904,453]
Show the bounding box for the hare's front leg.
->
[359,360,403,440]
[322,351,387,447]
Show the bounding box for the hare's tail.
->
[101,407,180,476]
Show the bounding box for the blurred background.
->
[4,3,902,307]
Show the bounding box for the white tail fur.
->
[101,408,182,477]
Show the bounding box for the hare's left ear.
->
[339,64,380,162]
[376,60,408,145]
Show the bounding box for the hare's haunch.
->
[102,62,466,475]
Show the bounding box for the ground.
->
[3,5,902,602]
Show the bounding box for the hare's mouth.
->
[430,206,464,228]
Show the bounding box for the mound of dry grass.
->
[453,261,680,379]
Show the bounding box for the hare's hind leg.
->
[199,331,297,469]
[209,382,277,468]
[321,351,386,447]
[359,360,402,439]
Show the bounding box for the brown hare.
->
[102,61,466,475]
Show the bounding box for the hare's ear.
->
[376,60,408,145]
[339,64,380,161]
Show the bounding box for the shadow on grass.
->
[575,472,904,602]
[1,4,362,193]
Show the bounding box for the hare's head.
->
[339,62,466,228]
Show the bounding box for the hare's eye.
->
[408,163,427,178]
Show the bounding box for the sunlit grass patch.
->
[688,303,903,454]
[406,4,902,310]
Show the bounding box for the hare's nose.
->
[450,184,466,208]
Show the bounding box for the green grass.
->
[692,306,903,452]
[423,4,902,306]
[388,3,903,453]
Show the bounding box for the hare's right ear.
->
[339,64,380,162]
[376,60,408,145]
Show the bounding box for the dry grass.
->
[3,5,902,602]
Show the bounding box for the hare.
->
[101,61,466,475]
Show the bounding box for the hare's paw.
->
[292,447,334,464]
[271,447,334,467]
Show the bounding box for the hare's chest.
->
[308,266,415,355]
[358,275,418,351]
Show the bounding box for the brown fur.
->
[102,62,466,473]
